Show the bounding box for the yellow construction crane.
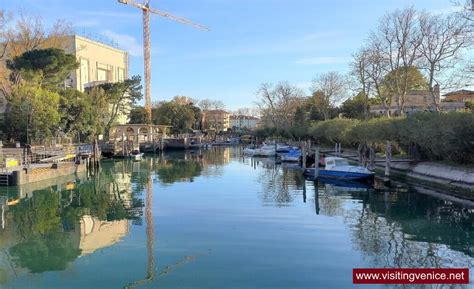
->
[117,0,210,122]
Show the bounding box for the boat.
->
[243,146,257,155]
[130,150,144,161]
[280,149,301,162]
[253,144,276,157]
[213,137,240,146]
[276,144,293,153]
[303,157,374,181]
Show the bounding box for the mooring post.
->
[314,181,320,215]
[314,149,320,180]
[302,142,307,169]
[384,141,392,185]
[369,143,376,170]
[303,179,307,203]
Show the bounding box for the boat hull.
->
[303,168,374,181]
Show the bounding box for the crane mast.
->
[142,1,151,121]
[117,0,210,123]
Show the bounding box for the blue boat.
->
[280,149,301,162]
[303,157,374,181]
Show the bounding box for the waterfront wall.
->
[382,161,474,194]
[9,163,87,186]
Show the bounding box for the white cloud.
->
[102,29,143,57]
[294,56,351,65]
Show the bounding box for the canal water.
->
[0,147,472,289]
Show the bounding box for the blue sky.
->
[1,0,460,109]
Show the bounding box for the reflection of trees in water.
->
[6,162,147,274]
[318,193,344,217]
[340,190,474,288]
[9,232,80,273]
[256,163,305,206]
[155,159,202,184]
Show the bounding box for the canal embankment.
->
[320,146,474,198]
[5,162,87,186]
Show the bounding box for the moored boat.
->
[304,157,374,181]
[280,149,301,162]
[130,150,144,161]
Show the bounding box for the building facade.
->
[370,85,441,115]
[64,35,128,92]
[230,115,260,131]
[0,35,130,124]
[201,110,231,132]
[443,90,474,102]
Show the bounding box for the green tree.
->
[152,101,196,133]
[59,88,101,142]
[88,75,143,140]
[340,92,370,120]
[7,48,78,90]
[3,85,61,143]
[382,66,428,115]
[128,106,149,124]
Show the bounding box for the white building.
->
[230,115,260,130]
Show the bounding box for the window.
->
[97,68,108,81]
[117,67,125,82]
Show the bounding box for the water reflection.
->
[245,153,474,286]
[0,160,147,277]
[0,148,472,289]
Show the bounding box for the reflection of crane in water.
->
[124,177,155,289]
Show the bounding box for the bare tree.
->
[418,12,473,111]
[311,72,346,120]
[257,81,304,128]
[373,7,422,116]
[350,48,372,120]
[197,99,226,111]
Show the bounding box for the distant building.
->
[0,35,130,124]
[370,85,441,115]
[202,110,230,132]
[443,89,474,103]
[230,115,260,131]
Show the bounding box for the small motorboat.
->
[304,157,374,181]
[276,144,293,153]
[253,145,276,157]
[130,150,144,161]
[280,149,301,162]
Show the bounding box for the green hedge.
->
[311,112,474,164]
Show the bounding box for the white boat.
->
[130,150,144,161]
[253,145,276,157]
[243,144,276,157]
[243,147,257,155]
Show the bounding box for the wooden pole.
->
[334,143,338,156]
[369,143,375,170]
[122,132,125,158]
[384,141,392,184]
[314,149,320,180]
[302,142,307,169]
